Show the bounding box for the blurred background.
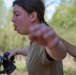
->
[0,0,76,75]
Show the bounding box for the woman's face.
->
[12,4,32,35]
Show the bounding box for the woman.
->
[7,0,67,75]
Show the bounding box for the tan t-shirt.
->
[26,42,64,75]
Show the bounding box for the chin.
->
[17,31,28,35]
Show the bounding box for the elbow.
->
[59,52,67,60]
[54,51,67,61]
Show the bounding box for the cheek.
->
[23,17,31,27]
[18,15,31,29]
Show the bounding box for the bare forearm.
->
[16,48,29,56]
[60,38,76,57]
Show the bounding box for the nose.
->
[12,16,16,23]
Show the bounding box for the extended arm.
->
[29,23,67,61]
[60,38,76,58]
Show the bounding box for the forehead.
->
[13,4,25,13]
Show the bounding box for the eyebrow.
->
[13,10,20,13]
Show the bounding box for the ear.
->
[31,12,37,22]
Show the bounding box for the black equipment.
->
[0,52,16,75]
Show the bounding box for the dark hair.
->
[13,0,44,22]
[13,0,49,26]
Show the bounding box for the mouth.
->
[13,24,17,31]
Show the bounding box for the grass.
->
[15,57,27,71]
[64,66,76,74]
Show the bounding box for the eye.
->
[15,14,20,17]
